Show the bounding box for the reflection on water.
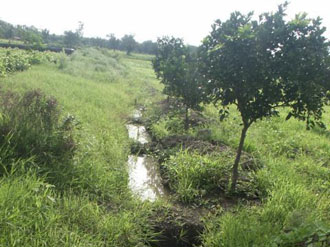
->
[132,109,142,119]
[126,124,149,144]
[128,155,166,201]
[126,110,167,201]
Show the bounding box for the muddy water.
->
[127,155,166,201]
[126,110,167,201]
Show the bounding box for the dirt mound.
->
[150,205,203,247]
[157,135,228,154]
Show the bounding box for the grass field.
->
[0,46,329,246]
[199,104,330,246]
[147,90,330,245]
[0,47,162,246]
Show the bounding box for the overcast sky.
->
[1,0,329,45]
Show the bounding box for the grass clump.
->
[150,116,180,140]
[164,150,257,203]
[202,181,330,246]
[61,47,127,83]
[0,89,76,176]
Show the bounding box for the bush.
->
[0,48,60,77]
[57,52,68,69]
[0,89,76,176]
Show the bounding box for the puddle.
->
[128,155,166,201]
[132,109,142,119]
[127,109,167,201]
[126,124,149,144]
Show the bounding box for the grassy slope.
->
[0,48,162,246]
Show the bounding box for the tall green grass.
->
[201,105,330,246]
[0,48,162,246]
[164,150,258,203]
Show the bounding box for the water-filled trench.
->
[126,109,167,201]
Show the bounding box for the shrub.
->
[0,89,76,175]
[0,48,60,77]
[57,51,68,69]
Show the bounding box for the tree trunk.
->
[230,124,249,193]
[184,106,189,130]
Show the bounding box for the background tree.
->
[107,33,120,51]
[64,22,84,48]
[64,31,80,48]
[41,29,50,44]
[121,34,137,55]
[153,37,205,129]
[199,3,329,192]
[0,20,14,39]
[138,40,157,54]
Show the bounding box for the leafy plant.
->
[199,3,329,192]
[153,37,205,130]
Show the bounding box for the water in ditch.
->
[126,110,167,201]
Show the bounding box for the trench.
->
[126,109,203,247]
[126,109,167,202]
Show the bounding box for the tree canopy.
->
[199,3,329,191]
[153,37,205,129]
[121,34,137,55]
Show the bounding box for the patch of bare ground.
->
[149,205,204,247]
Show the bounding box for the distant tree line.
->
[0,20,160,55]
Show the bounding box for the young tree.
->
[153,37,205,130]
[121,34,137,55]
[199,3,329,192]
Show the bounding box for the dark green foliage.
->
[107,33,120,51]
[0,20,43,47]
[153,37,205,129]
[63,22,84,48]
[64,31,80,48]
[0,89,76,175]
[121,34,137,55]
[199,3,329,191]
[139,40,158,54]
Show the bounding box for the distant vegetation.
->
[0,19,160,54]
[0,48,60,76]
